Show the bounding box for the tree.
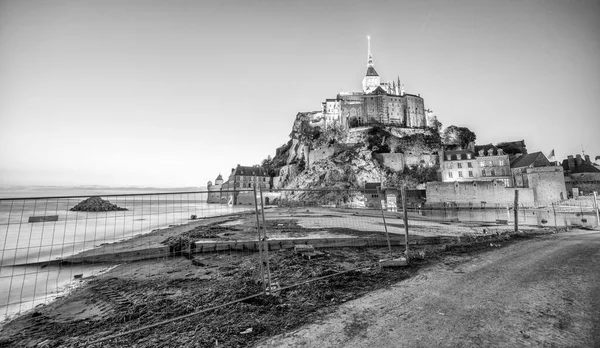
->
[442,125,476,148]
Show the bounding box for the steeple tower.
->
[362,36,380,94]
[367,35,374,68]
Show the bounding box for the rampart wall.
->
[525,167,567,206]
[426,181,535,207]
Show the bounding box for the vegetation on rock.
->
[442,125,477,148]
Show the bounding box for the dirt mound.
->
[70,197,128,212]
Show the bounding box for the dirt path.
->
[257,229,600,348]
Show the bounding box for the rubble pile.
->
[69,197,128,212]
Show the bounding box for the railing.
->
[0,187,597,347]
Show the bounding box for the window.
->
[467,154,472,159]
[448,172,453,178]
[458,171,463,178]
[469,171,473,177]
[467,162,473,168]
[482,169,487,177]
[491,169,496,176]
[498,160,504,166]
[446,163,452,169]
[480,161,486,167]
[457,163,463,169]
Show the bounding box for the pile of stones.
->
[69,197,128,212]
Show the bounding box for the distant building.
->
[511,152,567,205]
[475,144,511,187]
[206,174,225,204]
[497,140,528,163]
[220,165,270,205]
[561,154,600,196]
[439,144,511,187]
[364,182,382,208]
[321,37,436,129]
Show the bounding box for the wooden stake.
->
[259,185,272,291]
[402,186,409,258]
[552,202,557,230]
[514,190,519,233]
[594,192,600,226]
[252,187,266,292]
[379,193,393,259]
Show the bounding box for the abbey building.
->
[322,37,436,129]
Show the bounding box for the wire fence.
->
[0,187,598,347]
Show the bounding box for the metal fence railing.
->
[0,187,598,347]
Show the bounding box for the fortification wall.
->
[426,181,535,207]
[566,172,600,196]
[379,153,405,171]
[405,154,439,168]
[236,192,282,206]
[525,167,567,206]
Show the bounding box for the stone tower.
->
[362,36,381,94]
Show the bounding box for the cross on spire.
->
[367,35,373,67]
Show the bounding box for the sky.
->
[1,0,599,188]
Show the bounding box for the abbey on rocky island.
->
[321,36,438,129]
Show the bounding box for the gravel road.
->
[257,229,600,348]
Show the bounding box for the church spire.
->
[367,36,374,67]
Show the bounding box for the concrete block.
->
[28,215,59,223]
[294,245,315,254]
[379,257,409,267]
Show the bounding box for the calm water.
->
[0,187,250,322]
[418,208,599,228]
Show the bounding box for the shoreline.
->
[0,225,572,347]
[13,205,598,267]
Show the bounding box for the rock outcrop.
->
[70,197,128,212]
[261,111,444,198]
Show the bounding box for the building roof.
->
[366,66,379,76]
[234,165,268,177]
[510,152,547,168]
[497,140,528,154]
[474,144,503,156]
[365,182,381,191]
[562,161,600,174]
[216,174,223,181]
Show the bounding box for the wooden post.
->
[514,190,519,233]
[552,202,557,230]
[252,187,266,292]
[259,186,272,291]
[594,192,600,226]
[402,186,409,258]
[379,194,393,259]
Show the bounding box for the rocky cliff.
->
[262,112,442,193]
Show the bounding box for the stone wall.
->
[566,172,600,196]
[405,154,439,168]
[525,167,567,206]
[308,145,337,167]
[379,153,405,171]
[236,191,282,206]
[425,181,535,207]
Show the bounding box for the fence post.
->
[594,191,600,226]
[252,187,266,292]
[514,190,519,233]
[552,202,558,230]
[379,190,392,259]
[401,186,409,259]
[258,186,272,292]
